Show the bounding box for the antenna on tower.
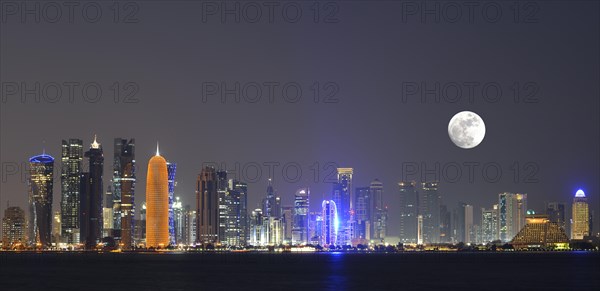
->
[156,141,160,156]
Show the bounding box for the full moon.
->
[448,111,486,149]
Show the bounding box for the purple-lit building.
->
[321,200,338,247]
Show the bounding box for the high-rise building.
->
[60,138,83,244]
[370,179,387,243]
[173,197,184,245]
[217,170,228,244]
[292,188,310,245]
[196,166,219,244]
[419,182,440,244]
[218,176,248,247]
[28,153,54,248]
[113,138,136,249]
[80,136,104,249]
[321,200,338,246]
[145,145,169,248]
[167,162,177,245]
[354,186,370,241]
[571,189,589,240]
[398,181,418,244]
[103,186,113,238]
[481,205,499,243]
[498,193,527,242]
[135,202,146,245]
[453,202,474,243]
[439,204,452,243]
[282,206,293,243]
[249,208,263,246]
[2,206,26,248]
[333,168,353,245]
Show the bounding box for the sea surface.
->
[1,252,599,290]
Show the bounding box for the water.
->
[1,252,599,290]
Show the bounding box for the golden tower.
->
[145,143,169,248]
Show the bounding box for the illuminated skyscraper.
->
[398,181,418,244]
[498,193,527,242]
[60,138,83,244]
[113,138,136,249]
[28,153,54,248]
[292,188,310,245]
[2,206,26,248]
[196,166,219,244]
[173,197,184,245]
[419,182,440,244]
[334,168,353,245]
[354,186,370,240]
[223,180,248,246]
[481,205,499,243]
[249,209,263,246]
[145,144,169,248]
[571,189,589,240]
[321,200,338,246]
[80,136,104,249]
[370,179,387,243]
[103,186,113,238]
[167,162,177,245]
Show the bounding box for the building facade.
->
[28,153,54,248]
[60,138,83,244]
[113,138,136,249]
[145,146,169,248]
[571,189,589,240]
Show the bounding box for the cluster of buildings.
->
[397,183,592,248]
[0,137,594,250]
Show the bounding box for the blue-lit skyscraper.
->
[321,200,338,246]
[28,153,54,248]
[167,162,177,246]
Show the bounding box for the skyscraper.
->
[173,197,184,245]
[354,186,370,240]
[167,162,177,245]
[196,166,219,244]
[60,138,83,244]
[28,153,54,248]
[321,200,338,246]
[80,136,104,249]
[398,181,418,244]
[453,202,473,243]
[481,205,499,243]
[292,188,310,245]
[2,206,26,248]
[103,186,113,238]
[334,168,353,245]
[419,182,440,244]
[282,206,293,243]
[571,189,589,240]
[370,179,387,243]
[498,193,527,242]
[217,170,228,244]
[113,138,136,249]
[224,180,248,247]
[145,144,169,248]
[249,209,263,246]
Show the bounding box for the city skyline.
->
[0,138,595,247]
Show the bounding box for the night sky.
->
[1,1,598,237]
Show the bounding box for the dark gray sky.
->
[1,1,598,236]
